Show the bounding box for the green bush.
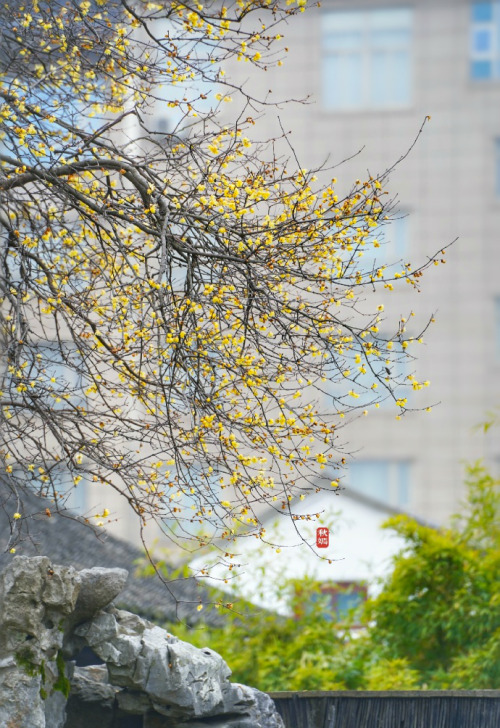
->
[162,462,500,691]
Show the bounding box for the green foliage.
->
[14,648,39,678]
[363,658,421,690]
[172,577,354,691]
[52,651,71,698]
[168,462,500,691]
[363,462,500,689]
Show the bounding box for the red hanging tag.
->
[316,527,329,548]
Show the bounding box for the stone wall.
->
[0,556,283,728]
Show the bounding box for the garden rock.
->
[0,556,284,728]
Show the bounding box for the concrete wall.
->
[222,0,500,523]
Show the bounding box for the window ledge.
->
[318,105,416,117]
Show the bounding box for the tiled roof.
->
[0,479,218,625]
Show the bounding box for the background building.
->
[221,0,500,524]
[190,486,411,615]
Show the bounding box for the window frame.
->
[348,458,412,507]
[12,462,89,514]
[321,6,414,111]
[295,580,368,625]
[161,464,223,539]
[360,210,411,274]
[33,341,88,411]
[470,1,500,81]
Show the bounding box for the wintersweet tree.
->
[0,0,445,559]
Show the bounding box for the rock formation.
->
[0,481,215,626]
[0,556,284,728]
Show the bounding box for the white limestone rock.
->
[0,557,285,728]
[0,556,79,728]
[69,566,128,627]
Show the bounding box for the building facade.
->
[222,0,500,523]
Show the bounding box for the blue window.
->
[50,468,89,513]
[2,344,87,412]
[162,466,223,539]
[15,465,89,514]
[470,2,500,79]
[349,459,411,507]
[305,582,367,622]
[34,344,87,411]
[362,212,410,270]
[149,19,219,134]
[322,8,413,110]
[388,213,410,260]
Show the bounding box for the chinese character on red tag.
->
[316,527,329,548]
